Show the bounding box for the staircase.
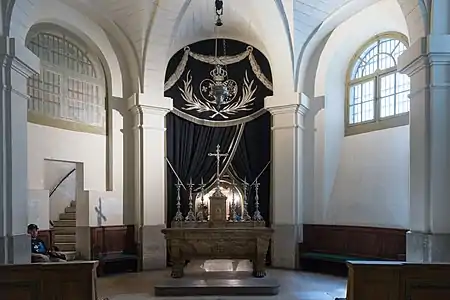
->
[53,200,77,261]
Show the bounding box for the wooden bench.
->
[90,225,138,276]
[37,229,54,248]
[0,261,98,299]
[347,260,450,300]
[299,224,406,275]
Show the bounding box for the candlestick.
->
[197,178,206,221]
[229,180,237,221]
[173,179,184,222]
[253,179,264,222]
[185,178,196,221]
[242,177,251,221]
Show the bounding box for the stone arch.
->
[8,0,124,98]
[397,0,429,43]
[143,0,294,104]
[296,0,428,94]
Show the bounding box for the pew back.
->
[0,261,98,300]
[302,224,406,260]
[347,261,450,300]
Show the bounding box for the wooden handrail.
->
[49,168,76,227]
[49,168,76,198]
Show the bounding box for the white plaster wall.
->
[311,0,410,228]
[19,0,125,219]
[28,124,107,191]
[43,160,76,222]
[76,190,123,227]
[28,189,50,230]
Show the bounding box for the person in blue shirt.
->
[28,224,66,262]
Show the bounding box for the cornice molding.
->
[0,37,38,78]
[266,103,308,116]
[398,35,450,77]
[0,37,39,78]
[265,92,309,116]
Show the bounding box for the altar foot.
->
[253,270,266,278]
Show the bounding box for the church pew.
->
[37,229,55,249]
[90,225,138,276]
[0,261,99,300]
[298,224,406,275]
[346,260,450,300]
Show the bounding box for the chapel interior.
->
[1,0,450,299]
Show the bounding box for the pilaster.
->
[0,36,39,264]
[266,93,309,269]
[398,34,450,262]
[128,94,172,270]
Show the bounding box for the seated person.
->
[27,224,66,262]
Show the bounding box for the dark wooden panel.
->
[0,261,98,300]
[90,225,136,257]
[302,224,406,260]
[347,261,450,300]
[37,229,54,248]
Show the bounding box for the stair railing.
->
[49,168,76,227]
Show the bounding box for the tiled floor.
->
[97,260,347,300]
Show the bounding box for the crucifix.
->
[208,144,229,192]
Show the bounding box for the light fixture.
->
[212,0,228,110]
[215,0,224,26]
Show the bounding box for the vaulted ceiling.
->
[56,0,424,94]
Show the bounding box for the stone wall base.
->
[407,231,450,262]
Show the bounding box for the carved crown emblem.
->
[210,65,227,82]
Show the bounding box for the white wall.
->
[28,124,107,191]
[22,0,126,227]
[28,189,50,230]
[309,0,410,228]
[44,160,76,221]
[76,190,123,227]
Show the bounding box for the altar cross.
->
[208,144,229,183]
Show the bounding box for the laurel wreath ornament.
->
[179,70,257,119]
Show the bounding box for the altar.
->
[161,145,273,279]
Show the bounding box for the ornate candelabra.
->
[229,180,237,221]
[173,179,184,222]
[197,178,206,221]
[185,178,196,221]
[253,179,264,222]
[242,177,251,221]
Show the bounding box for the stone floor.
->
[97,260,347,300]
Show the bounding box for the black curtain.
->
[229,112,271,225]
[166,113,240,223]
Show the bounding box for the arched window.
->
[346,33,410,135]
[26,27,106,133]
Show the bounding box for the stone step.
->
[53,220,75,227]
[55,242,76,252]
[54,234,76,243]
[62,251,77,261]
[59,212,76,220]
[65,206,76,213]
[70,200,76,207]
[53,226,76,235]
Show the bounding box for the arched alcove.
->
[26,23,107,134]
[305,0,410,227]
[164,38,273,231]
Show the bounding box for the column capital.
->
[127,94,172,131]
[127,93,173,116]
[265,92,310,116]
[398,35,450,77]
